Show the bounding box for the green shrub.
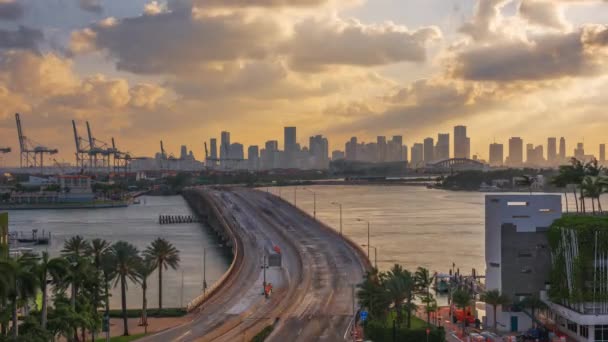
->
[364,320,445,342]
[107,308,187,318]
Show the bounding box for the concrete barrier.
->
[183,188,244,312]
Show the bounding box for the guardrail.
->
[184,188,244,312]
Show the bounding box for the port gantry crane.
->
[72,120,92,170]
[112,137,144,175]
[86,121,114,170]
[15,113,58,172]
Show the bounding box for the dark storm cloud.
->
[0,26,43,51]
[0,0,23,21]
[79,0,103,13]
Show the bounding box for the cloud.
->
[285,17,441,71]
[79,0,103,13]
[449,25,608,82]
[70,10,282,74]
[0,26,43,52]
[0,0,23,21]
[519,0,569,30]
[459,0,511,42]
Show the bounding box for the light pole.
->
[361,244,377,269]
[331,202,343,236]
[261,253,269,296]
[304,188,316,219]
[202,244,224,302]
[294,187,297,206]
[356,218,370,260]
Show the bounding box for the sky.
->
[0,0,607,165]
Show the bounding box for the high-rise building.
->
[345,137,357,161]
[559,137,566,160]
[220,131,231,160]
[309,135,329,169]
[600,144,606,163]
[180,145,188,160]
[423,137,435,163]
[210,138,218,160]
[574,143,585,160]
[388,136,404,162]
[229,143,244,160]
[377,136,387,162]
[454,125,470,159]
[489,143,504,166]
[547,137,557,164]
[527,145,544,165]
[332,150,345,160]
[507,137,524,166]
[435,133,450,160]
[248,145,259,170]
[284,127,297,168]
[411,143,424,168]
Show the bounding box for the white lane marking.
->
[176,330,192,341]
[343,316,355,340]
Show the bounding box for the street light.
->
[331,201,343,236]
[361,244,377,269]
[356,218,370,260]
[303,188,316,219]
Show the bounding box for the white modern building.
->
[485,194,562,333]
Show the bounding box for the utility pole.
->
[203,248,207,297]
[294,187,297,206]
[367,221,370,259]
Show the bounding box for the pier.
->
[158,214,198,224]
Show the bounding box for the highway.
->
[141,187,368,342]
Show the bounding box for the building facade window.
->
[580,325,588,339]
[567,320,577,333]
[595,325,608,342]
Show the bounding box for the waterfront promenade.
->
[142,187,369,341]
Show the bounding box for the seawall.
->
[182,187,244,312]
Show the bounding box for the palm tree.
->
[452,288,473,337]
[61,236,91,311]
[37,251,68,330]
[143,238,180,313]
[384,264,414,327]
[581,176,603,214]
[480,289,509,333]
[0,252,39,338]
[356,269,389,320]
[86,238,110,341]
[109,241,142,336]
[415,267,435,326]
[137,258,155,334]
[516,175,536,194]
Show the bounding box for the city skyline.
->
[0,0,606,166]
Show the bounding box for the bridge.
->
[141,187,370,342]
[426,158,487,171]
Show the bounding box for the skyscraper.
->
[574,143,585,160]
[309,135,329,169]
[435,133,450,160]
[180,145,188,160]
[248,145,259,170]
[210,138,218,160]
[600,144,606,163]
[454,125,469,159]
[377,136,387,162]
[411,143,424,167]
[345,137,357,161]
[423,137,435,164]
[507,137,523,166]
[284,127,297,168]
[547,137,557,164]
[559,137,566,160]
[489,143,504,166]
[220,131,231,160]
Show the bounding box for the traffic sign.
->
[360,311,368,321]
